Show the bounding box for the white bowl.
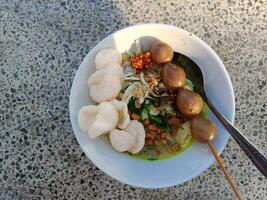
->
[69,24,235,188]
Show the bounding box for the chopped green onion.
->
[147,157,158,161]
[183,79,194,91]
[200,102,209,118]
[150,115,162,124]
[128,98,140,114]
[140,109,149,121]
[144,99,152,105]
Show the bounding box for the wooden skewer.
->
[191,118,243,199]
[208,141,243,200]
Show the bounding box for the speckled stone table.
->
[0,0,266,199]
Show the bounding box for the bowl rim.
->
[69,23,235,188]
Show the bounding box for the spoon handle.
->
[208,141,243,200]
[203,94,267,177]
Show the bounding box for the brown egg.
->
[176,89,203,116]
[149,41,174,64]
[162,63,186,90]
[190,117,216,143]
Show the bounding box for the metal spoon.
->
[172,52,267,177]
[190,117,243,200]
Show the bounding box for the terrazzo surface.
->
[0,0,266,199]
